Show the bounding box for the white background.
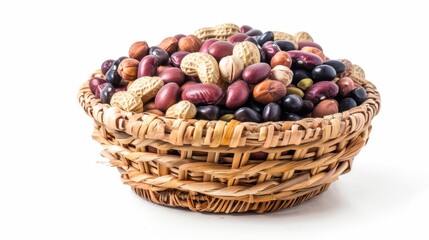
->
[1,0,428,239]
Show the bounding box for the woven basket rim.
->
[78,71,380,149]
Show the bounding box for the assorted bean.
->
[90,24,368,122]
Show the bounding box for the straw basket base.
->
[81,70,380,214]
[129,182,331,213]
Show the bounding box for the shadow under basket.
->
[78,71,380,213]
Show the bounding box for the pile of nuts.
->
[89,23,368,123]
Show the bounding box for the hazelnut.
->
[118,58,139,81]
[158,37,179,55]
[129,41,149,61]
[253,79,286,104]
[178,35,203,53]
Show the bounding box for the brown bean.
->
[147,109,165,116]
[155,82,181,111]
[208,41,234,61]
[137,55,159,78]
[144,101,157,111]
[158,67,185,85]
[270,51,292,68]
[253,79,286,104]
[225,80,250,109]
[301,46,327,61]
[181,83,223,104]
[312,99,339,118]
[241,63,271,85]
[336,77,356,97]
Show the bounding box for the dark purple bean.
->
[246,29,263,36]
[105,59,122,87]
[311,64,337,82]
[257,31,274,46]
[100,83,115,104]
[282,112,301,121]
[324,60,346,75]
[348,87,367,105]
[297,100,314,116]
[275,40,297,51]
[282,94,303,113]
[262,103,281,122]
[149,46,169,65]
[196,105,221,120]
[292,69,311,85]
[234,107,262,123]
[244,36,258,45]
[339,97,357,112]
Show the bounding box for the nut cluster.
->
[89,23,368,122]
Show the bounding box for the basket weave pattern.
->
[79,71,380,213]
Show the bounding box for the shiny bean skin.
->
[181,83,223,104]
[149,46,170,65]
[225,80,250,109]
[196,105,221,120]
[242,63,271,85]
[155,82,180,111]
[158,67,185,85]
[234,107,262,123]
[137,55,159,77]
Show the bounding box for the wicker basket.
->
[78,69,380,213]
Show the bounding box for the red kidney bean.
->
[304,81,339,104]
[89,77,106,94]
[242,63,271,85]
[181,83,223,104]
[137,55,159,78]
[170,51,189,68]
[199,39,219,53]
[208,41,234,61]
[158,67,185,85]
[240,25,252,33]
[155,82,180,111]
[262,41,281,61]
[228,33,249,44]
[288,50,323,71]
[225,80,250,109]
[101,59,114,75]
